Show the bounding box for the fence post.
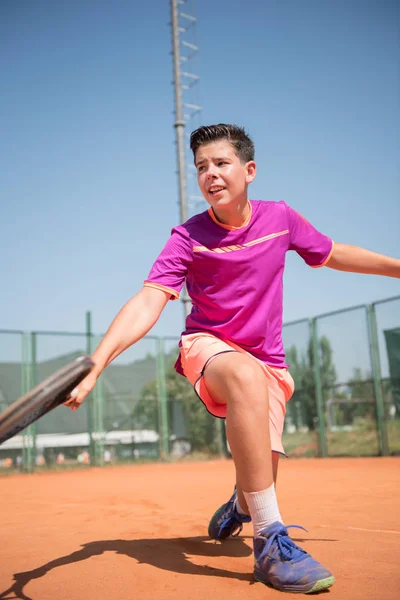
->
[214,418,227,458]
[86,311,96,465]
[366,304,389,456]
[29,332,37,468]
[310,318,327,457]
[21,332,29,471]
[21,332,36,472]
[94,356,105,467]
[156,337,169,459]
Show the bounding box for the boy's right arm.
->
[64,285,171,411]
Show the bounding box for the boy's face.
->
[195,140,256,209]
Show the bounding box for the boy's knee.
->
[230,360,263,388]
[205,353,265,392]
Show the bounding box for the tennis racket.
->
[0,356,94,445]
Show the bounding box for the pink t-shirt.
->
[144,200,333,372]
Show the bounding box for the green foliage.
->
[339,367,375,423]
[134,353,221,453]
[286,336,337,430]
[346,368,393,422]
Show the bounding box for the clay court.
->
[1,457,399,600]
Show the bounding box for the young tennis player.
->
[66,124,400,593]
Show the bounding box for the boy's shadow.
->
[1,535,337,600]
[0,535,254,600]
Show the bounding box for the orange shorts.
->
[180,332,295,455]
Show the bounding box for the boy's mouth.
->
[208,186,225,197]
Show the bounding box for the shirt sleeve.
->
[285,202,334,268]
[144,225,193,300]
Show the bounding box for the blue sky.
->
[1,0,399,378]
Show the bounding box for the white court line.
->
[319,525,400,535]
[12,502,400,535]
[348,526,400,535]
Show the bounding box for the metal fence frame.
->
[282,295,399,457]
[1,296,399,471]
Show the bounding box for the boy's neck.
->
[211,199,251,228]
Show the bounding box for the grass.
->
[283,417,400,457]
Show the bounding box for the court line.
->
[9,501,400,535]
[319,525,400,535]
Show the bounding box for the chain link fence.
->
[1,296,399,472]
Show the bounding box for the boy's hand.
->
[64,372,98,411]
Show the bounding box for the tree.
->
[286,336,337,430]
[346,367,392,422]
[134,353,222,454]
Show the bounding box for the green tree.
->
[346,367,392,422]
[134,353,222,453]
[286,336,337,430]
[344,367,375,422]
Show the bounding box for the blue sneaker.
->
[208,488,251,540]
[254,522,334,594]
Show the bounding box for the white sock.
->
[243,483,283,536]
[234,496,249,516]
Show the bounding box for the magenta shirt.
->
[144,200,333,372]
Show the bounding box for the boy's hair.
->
[190,124,255,163]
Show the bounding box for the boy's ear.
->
[245,160,256,183]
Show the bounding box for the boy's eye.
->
[198,166,205,173]
[218,161,227,166]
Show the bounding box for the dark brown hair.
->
[190,124,255,163]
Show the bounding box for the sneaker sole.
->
[255,574,335,594]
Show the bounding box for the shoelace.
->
[257,525,308,562]
[217,501,243,537]
[218,518,244,538]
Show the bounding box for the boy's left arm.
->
[326,243,400,278]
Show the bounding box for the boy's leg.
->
[236,451,280,515]
[203,352,334,593]
[204,352,284,536]
[204,352,274,494]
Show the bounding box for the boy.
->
[66,124,400,594]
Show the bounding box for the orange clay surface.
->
[1,457,399,600]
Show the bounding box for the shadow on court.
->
[0,535,337,600]
[0,536,252,600]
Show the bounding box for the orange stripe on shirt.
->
[243,230,289,247]
[143,282,180,299]
[193,230,289,253]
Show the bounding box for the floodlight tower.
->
[170,0,203,318]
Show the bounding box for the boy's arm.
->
[65,285,170,410]
[326,243,400,278]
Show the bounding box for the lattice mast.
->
[170,0,203,317]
